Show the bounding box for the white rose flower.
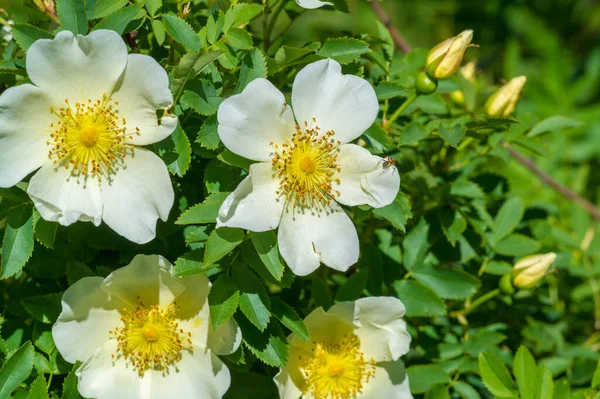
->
[52,254,241,399]
[0,30,178,244]
[216,59,400,276]
[274,297,413,399]
[295,0,332,9]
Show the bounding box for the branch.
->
[369,2,412,53]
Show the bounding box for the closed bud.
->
[415,72,438,95]
[485,76,527,117]
[426,30,474,80]
[511,253,556,290]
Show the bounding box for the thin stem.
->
[383,94,418,130]
[451,288,501,318]
[264,0,288,53]
[369,2,412,53]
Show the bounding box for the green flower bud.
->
[499,274,515,295]
[511,253,556,290]
[415,72,438,95]
[485,76,527,118]
[425,30,474,80]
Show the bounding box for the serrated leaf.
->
[26,375,48,399]
[274,45,315,67]
[527,115,584,138]
[145,0,162,18]
[57,0,87,34]
[163,14,201,51]
[514,345,537,399]
[93,4,143,35]
[478,352,518,398]
[203,228,245,269]
[196,115,220,150]
[373,193,412,232]
[61,368,82,399]
[316,37,370,64]
[238,316,288,367]
[208,275,240,329]
[89,0,128,19]
[439,208,466,246]
[236,48,268,93]
[493,197,525,245]
[225,27,253,50]
[171,50,224,106]
[250,231,284,281]
[21,293,62,324]
[400,122,429,145]
[233,266,271,331]
[172,251,205,277]
[177,192,230,225]
[166,124,191,177]
[223,3,263,32]
[402,217,429,270]
[11,24,53,51]
[393,280,446,317]
[0,341,34,399]
[181,80,223,116]
[270,297,310,342]
[34,216,57,250]
[1,212,34,279]
[412,264,480,300]
[406,364,451,394]
[439,124,466,147]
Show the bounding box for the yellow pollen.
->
[301,334,375,399]
[46,94,139,184]
[271,120,341,210]
[110,301,193,376]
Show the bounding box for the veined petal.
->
[295,0,332,9]
[52,277,127,363]
[26,30,128,103]
[217,78,296,162]
[101,255,185,308]
[216,162,284,232]
[0,84,54,187]
[27,165,103,226]
[336,144,400,208]
[278,204,359,276]
[112,54,176,146]
[175,275,211,350]
[100,148,174,244]
[291,59,378,144]
[361,359,413,399]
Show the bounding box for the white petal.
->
[101,255,185,308]
[175,275,211,350]
[26,30,128,103]
[148,349,231,399]
[52,277,127,364]
[273,364,304,399]
[207,317,242,356]
[27,165,102,226]
[361,360,413,399]
[112,54,176,146]
[216,162,284,232]
[278,204,359,276]
[76,340,144,399]
[291,59,378,144]
[336,144,400,208]
[0,84,54,187]
[295,0,333,9]
[100,148,174,244]
[217,78,296,162]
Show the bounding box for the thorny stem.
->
[383,94,418,130]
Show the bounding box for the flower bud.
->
[511,253,556,289]
[426,30,474,80]
[485,76,527,118]
[415,72,438,95]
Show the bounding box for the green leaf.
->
[484,260,513,276]
[21,293,62,324]
[34,215,57,250]
[373,193,412,232]
[208,275,240,329]
[66,261,94,286]
[89,0,128,19]
[223,3,263,32]
[406,364,451,394]
[400,122,429,145]
[57,0,88,34]
[439,208,467,246]
[316,38,370,64]
[493,197,525,244]
[463,330,506,356]
[450,180,485,199]
[495,234,541,256]
[206,12,224,45]
[172,251,206,277]
[151,19,166,45]
[478,352,518,398]
[26,375,48,399]
[527,115,584,138]
[11,24,53,51]
[514,345,537,399]
[181,80,223,116]
[452,381,481,399]
[270,297,310,342]
[250,231,285,281]
[225,28,253,50]
[393,280,446,317]
[145,0,162,18]
[274,45,316,67]
[0,341,35,399]
[166,124,191,177]
[93,4,144,35]
[426,385,451,399]
[375,81,410,100]
[176,192,230,225]
[412,264,480,300]
[402,218,429,270]
[335,269,368,301]
[196,115,220,150]
[203,228,245,269]
[592,360,600,389]
[233,266,271,331]
[61,369,82,399]
[236,48,268,93]
[1,212,34,279]
[163,14,201,51]
[238,316,288,367]
[439,124,466,147]
[535,366,553,399]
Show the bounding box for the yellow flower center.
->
[110,302,192,376]
[271,122,341,210]
[300,335,375,399]
[47,94,139,184]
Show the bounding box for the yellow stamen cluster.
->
[110,301,192,376]
[47,94,139,184]
[300,334,376,399]
[271,120,341,211]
